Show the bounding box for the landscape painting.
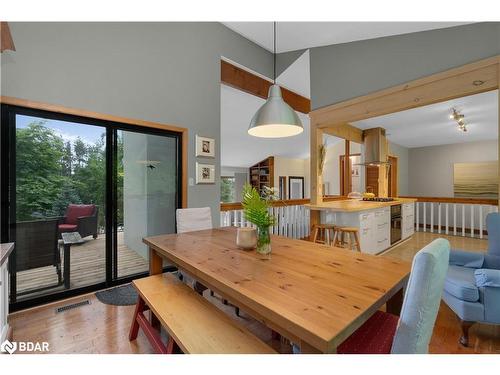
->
[454,162,498,199]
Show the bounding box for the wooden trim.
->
[0,96,188,208]
[310,128,323,205]
[400,196,498,206]
[310,55,500,127]
[1,22,15,52]
[220,196,348,212]
[220,60,310,114]
[323,123,363,144]
[342,140,350,195]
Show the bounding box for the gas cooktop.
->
[362,197,396,202]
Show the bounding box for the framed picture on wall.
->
[288,176,304,199]
[196,162,215,184]
[196,135,215,158]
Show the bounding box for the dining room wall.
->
[1,22,273,224]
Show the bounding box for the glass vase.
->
[256,225,271,255]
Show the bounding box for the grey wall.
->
[389,141,409,196]
[1,22,273,224]
[408,140,498,197]
[310,22,500,109]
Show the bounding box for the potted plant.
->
[241,183,277,255]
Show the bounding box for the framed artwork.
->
[453,161,498,199]
[196,135,215,158]
[288,176,304,199]
[196,163,215,184]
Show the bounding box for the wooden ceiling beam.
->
[322,123,363,144]
[221,59,310,114]
[311,56,500,129]
[1,22,16,52]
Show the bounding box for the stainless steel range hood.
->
[360,127,389,166]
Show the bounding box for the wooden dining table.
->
[143,226,411,353]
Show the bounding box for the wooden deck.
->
[16,232,148,297]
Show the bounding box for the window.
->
[220,176,235,203]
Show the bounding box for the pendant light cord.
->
[273,21,276,84]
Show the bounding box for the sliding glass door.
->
[1,105,182,309]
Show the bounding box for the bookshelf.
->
[249,156,274,195]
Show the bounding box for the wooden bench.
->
[129,273,277,354]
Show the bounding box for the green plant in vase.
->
[241,183,277,255]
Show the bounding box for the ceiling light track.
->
[450,108,467,132]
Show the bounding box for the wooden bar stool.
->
[333,227,361,252]
[312,224,337,245]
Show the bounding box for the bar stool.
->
[333,227,361,252]
[312,224,337,245]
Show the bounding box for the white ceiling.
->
[223,22,470,53]
[221,84,310,168]
[353,90,499,148]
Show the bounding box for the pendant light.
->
[248,22,303,138]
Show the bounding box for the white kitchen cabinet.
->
[319,201,415,254]
[402,203,415,240]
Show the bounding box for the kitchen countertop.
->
[1,242,14,266]
[306,198,417,212]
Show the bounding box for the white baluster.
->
[470,204,474,238]
[416,202,419,232]
[453,204,457,236]
[445,203,449,235]
[462,204,465,237]
[430,203,434,233]
[437,203,441,234]
[423,203,427,232]
[479,205,483,239]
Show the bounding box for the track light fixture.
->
[450,108,467,132]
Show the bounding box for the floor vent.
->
[55,300,91,313]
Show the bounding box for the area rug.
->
[95,284,138,306]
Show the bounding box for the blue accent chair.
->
[442,212,500,346]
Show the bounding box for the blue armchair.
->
[442,212,500,346]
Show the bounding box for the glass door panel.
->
[116,130,179,278]
[12,114,106,302]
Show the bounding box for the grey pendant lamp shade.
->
[248,22,303,138]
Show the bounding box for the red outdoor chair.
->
[58,204,99,239]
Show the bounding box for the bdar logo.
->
[1,339,17,354]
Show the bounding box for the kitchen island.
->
[307,198,416,254]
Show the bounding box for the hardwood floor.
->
[9,288,289,354]
[8,231,500,354]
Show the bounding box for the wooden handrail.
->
[220,196,348,212]
[399,196,498,206]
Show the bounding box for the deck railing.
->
[401,196,499,239]
[220,196,346,239]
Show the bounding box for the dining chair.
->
[176,207,240,316]
[336,238,450,354]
